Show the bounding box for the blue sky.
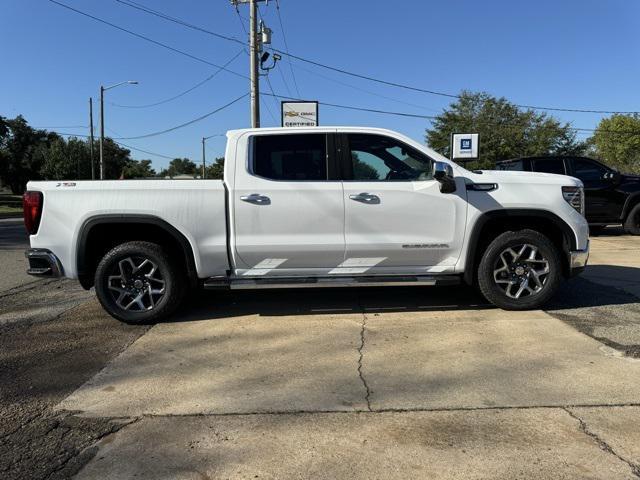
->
[1,0,638,170]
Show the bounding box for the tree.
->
[0,115,55,193]
[122,159,156,179]
[351,153,380,180]
[204,157,224,179]
[160,158,197,178]
[39,136,92,180]
[101,138,133,180]
[591,114,640,174]
[426,91,586,169]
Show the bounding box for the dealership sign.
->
[281,101,319,127]
[451,133,479,161]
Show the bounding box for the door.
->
[569,157,624,222]
[232,132,345,274]
[340,133,467,271]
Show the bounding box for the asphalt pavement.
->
[1,225,640,479]
[0,218,39,292]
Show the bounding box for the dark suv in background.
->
[496,156,640,234]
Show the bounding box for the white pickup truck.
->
[23,126,589,323]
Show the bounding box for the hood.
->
[621,174,640,183]
[466,169,583,187]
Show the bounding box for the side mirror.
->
[433,161,456,193]
[603,171,620,183]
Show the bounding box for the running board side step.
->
[202,275,461,290]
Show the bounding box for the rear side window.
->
[496,160,524,171]
[253,134,327,181]
[533,158,566,175]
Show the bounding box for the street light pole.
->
[89,97,95,180]
[99,80,138,180]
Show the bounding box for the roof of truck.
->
[226,126,403,136]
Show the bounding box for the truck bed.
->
[28,180,229,279]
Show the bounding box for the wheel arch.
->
[622,193,640,221]
[76,214,198,290]
[463,209,577,285]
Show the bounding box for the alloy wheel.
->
[107,256,166,311]
[492,244,550,299]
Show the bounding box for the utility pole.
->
[232,0,270,128]
[249,0,260,127]
[201,137,206,179]
[99,86,105,180]
[89,97,95,180]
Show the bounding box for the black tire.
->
[624,204,640,235]
[94,241,186,324]
[477,229,562,310]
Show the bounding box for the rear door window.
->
[253,134,328,181]
[496,160,525,171]
[532,158,566,174]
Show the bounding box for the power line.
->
[263,92,640,137]
[111,0,639,115]
[115,0,244,46]
[48,0,247,80]
[234,5,249,36]
[271,50,639,115]
[49,132,176,159]
[282,53,440,113]
[34,125,87,129]
[116,141,175,160]
[263,76,281,124]
[111,49,244,109]
[275,0,301,98]
[263,92,436,119]
[112,92,248,140]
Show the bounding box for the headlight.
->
[562,186,584,216]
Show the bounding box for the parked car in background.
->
[496,156,640,234]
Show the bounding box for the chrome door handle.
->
[349,192,380,204]
[240,193,271,205]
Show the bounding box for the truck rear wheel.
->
[94,241,185,324]
[477,229,562,310]
[624,204,640,235]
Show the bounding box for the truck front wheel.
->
[477,229,562,310]
[94,241,186,323]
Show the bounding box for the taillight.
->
[23,191,43,235]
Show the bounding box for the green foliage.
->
[352,153,380,180]
[160,158,198,178]
[39,137,92,180]
[0,114,161,191]
[204,157,225,179]
[122,159,156,179]
[425,91,586,169]
[591,114,640,174]
[0,115,56,194]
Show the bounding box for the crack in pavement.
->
[563,407,640,479]
[354,293,373,412]
[357,312,372,412]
